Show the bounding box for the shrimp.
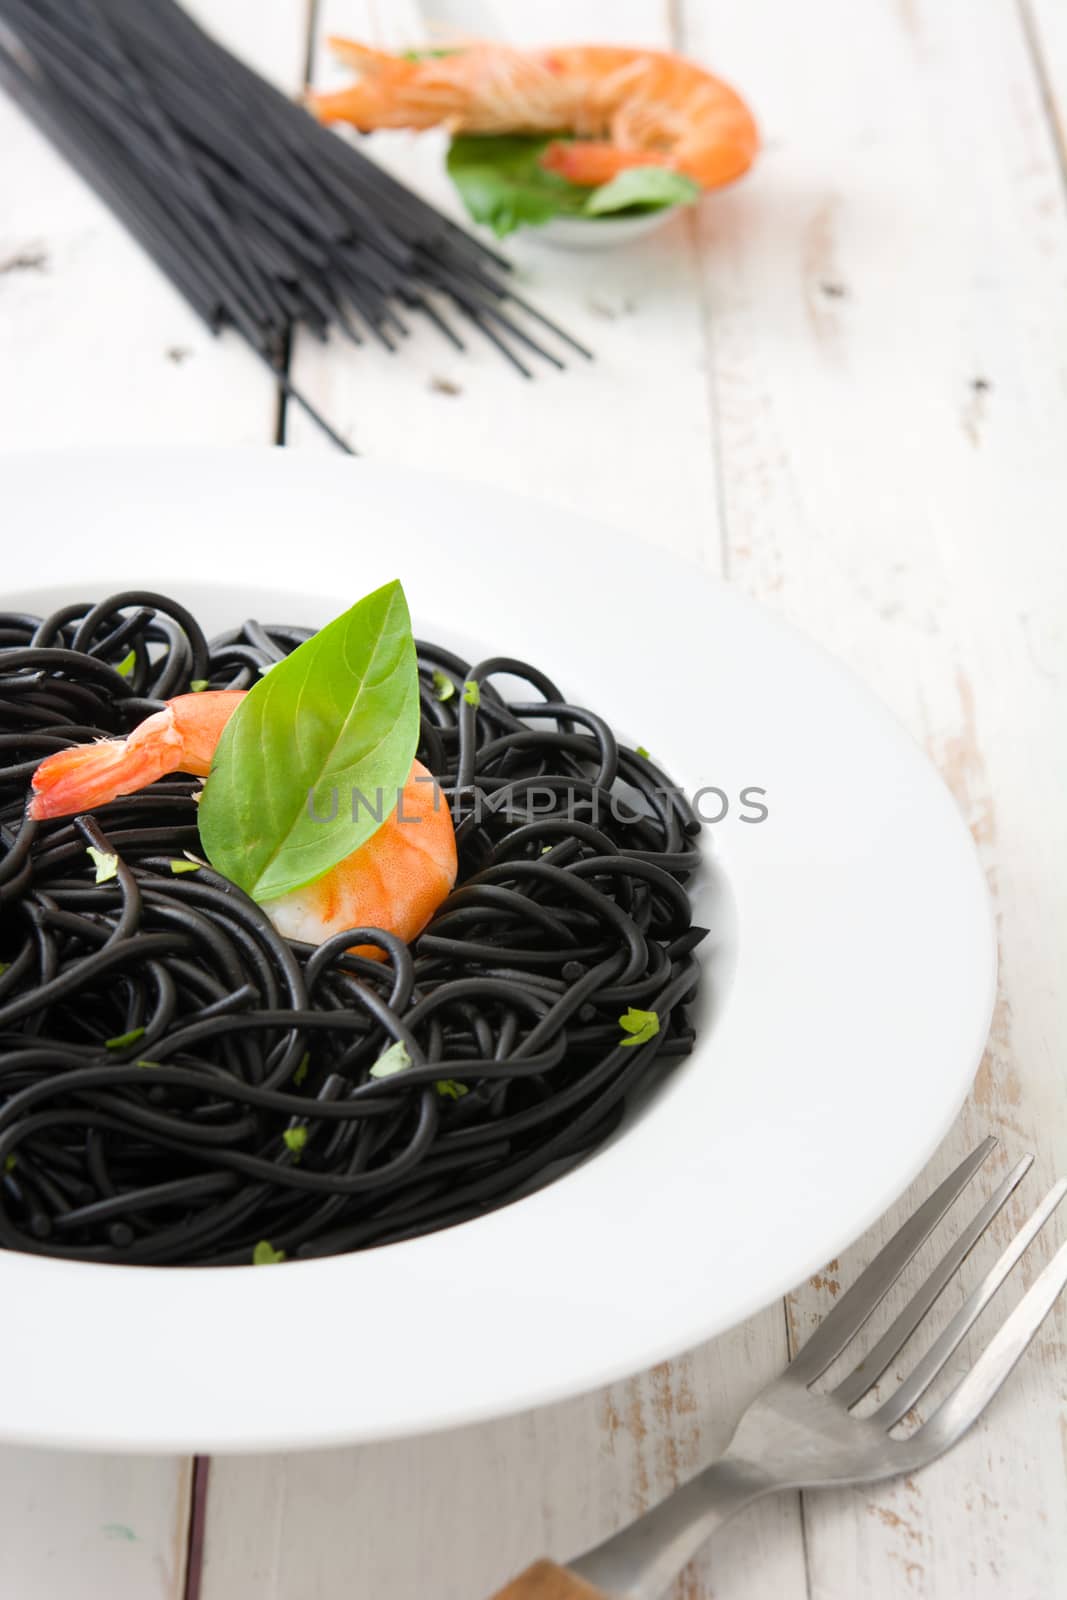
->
[28,691,457,953]
[312,42,758,191]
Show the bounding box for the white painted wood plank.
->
[202,1327,807,1600]
[0,1,309,450]
[1025,0,1067,161]
[0,1448,191,1600]
[682,0,1067,1594]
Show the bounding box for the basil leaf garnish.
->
[198,580,419,901]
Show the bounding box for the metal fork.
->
[492,1139,1067,1600]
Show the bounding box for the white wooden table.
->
[2,1,1066,1596]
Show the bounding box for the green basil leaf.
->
[197,581,419,902]
[446,135,697,237]
[584,167,700,216]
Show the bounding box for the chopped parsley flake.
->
[189,679,210,692]
[618,1007,660,1048]
[463,679,481,707]
[293,1053,310,1087]
[635,746,651,761]
[283,1127,308,1157]
[87,847,119,883]
[432,669,455,703]
[116,649,137,678]
[168,858,200,874]
[435,1079,468,1100]
[106,1026,147,1051]
[252,1240,286,1265]
[3,1154,16,1175]
[369,1040,413,1079]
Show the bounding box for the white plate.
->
[0,448,995,1453]
[521,206,683,250]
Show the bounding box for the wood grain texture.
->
[490,1560,608,1600]
[0,1448,191,1600]
[683,0,1067,1594]
[200,1339,808,1599]
[1025,0,1067,169]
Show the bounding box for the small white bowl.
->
[520,205,686,251]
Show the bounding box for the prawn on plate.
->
[29,691,457,953]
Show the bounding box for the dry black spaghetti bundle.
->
[0,0,588,450]
[0,594,704,1266]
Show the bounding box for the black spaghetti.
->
[0,591,705,1265]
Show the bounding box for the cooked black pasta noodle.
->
[0,591,707,1265]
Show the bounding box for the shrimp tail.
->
[28,733,179,821]
[308,85,387,127]
[326,37,404,74]
[311,38,420,128]
[28,692,244,822]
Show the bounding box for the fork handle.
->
[564,1455,772,1599]
[489,1560,610,1599]
[488,1459,769,1600]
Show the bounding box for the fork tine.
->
[875,1178,1067,1428]
[790,1138,997,1384]
[915,1228,1067,1455]
[835,1155,1033,1409]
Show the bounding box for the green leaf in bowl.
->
[446,133,700,236]
[198,580,419,902]
[583,167,700,216]
[446,134,588,237]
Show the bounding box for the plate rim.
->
[0,447,996,1452]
